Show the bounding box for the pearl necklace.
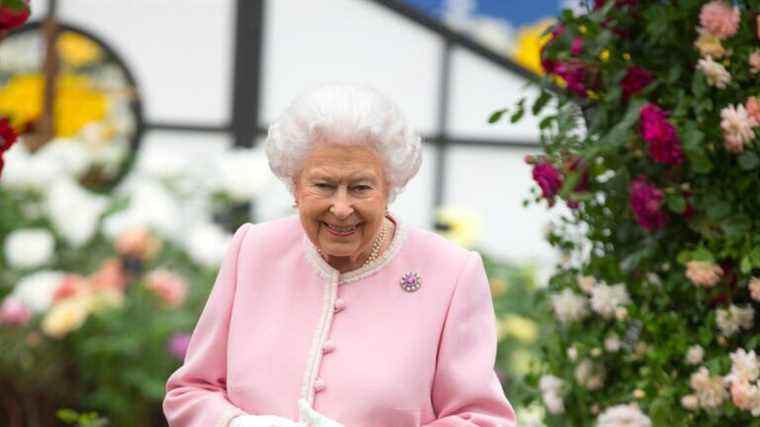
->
[361,220,388,268]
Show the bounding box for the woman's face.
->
[294,143,389,266]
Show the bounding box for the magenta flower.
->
[621,66,653,99]
[629,177,668,232]
[167,333,191,361]
[571,37,584,55]
[639,104,684,165]
[533,161,563,206]
[554,61,589,97]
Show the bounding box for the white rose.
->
[10,271,65,313]
[46,177,108,248]
[3,228,55,269]
[686,345,704,365]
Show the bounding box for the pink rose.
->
[621,66,653,99]
[699,1,740,40]
[52,274,89,303]
[532,161,563,206]
[571,37,584,56]
[629,176,668,232]
[685,261,723,287]
[639,104,685,165]
[749,51,760,74]
[0,298,31,326]
[145,270,188,308]
[90,259,127,291]
[745,97,760,126]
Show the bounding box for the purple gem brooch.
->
[400,272,422,292]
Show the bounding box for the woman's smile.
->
[322,221,360,237]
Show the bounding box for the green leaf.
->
[691,248,714,262]
[691,73,707,98]
[3,0,27,11]
[666,194,687,214]
[510,99,525,123]
[532,90,551,116]
[738,152,760,170]
[488,109,507,124]
[706,201,731,220]
[721,215,751,240]
[741,256,752,274]
[750,247,760,266]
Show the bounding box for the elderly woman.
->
[163,84,516,427]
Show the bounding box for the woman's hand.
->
[229,415,304,427]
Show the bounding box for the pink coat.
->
[163,216,516,427]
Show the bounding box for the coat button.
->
[333,298,346,313]
[322,339,335,354]
[314,378,326,392]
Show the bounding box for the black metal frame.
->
[41,0,542,221]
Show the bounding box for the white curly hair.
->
[265,83,422,202]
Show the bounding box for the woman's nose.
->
[329,189,354,218]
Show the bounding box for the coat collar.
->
[303,213,408,285]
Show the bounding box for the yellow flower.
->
[499,314,538,343]
[0,73,108,137]
[41,297,91,338]
[435,206,482,248]
[623,52,632,61]
[511,18,556,75]
[490,278,508,297]
[694,28,725,59]
[599,49,610,62]
[57,31,102,67]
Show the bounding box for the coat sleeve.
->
[423,251,517,427]
[163,223,251,427]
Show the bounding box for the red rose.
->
[0,0,30,32]
[621,66,653,99]
[639,104,684,165]
[0,117,18,152]
[629,176,669,232]
[532,161,563,206]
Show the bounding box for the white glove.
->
[297,399,345,427]
[229,414,305,427]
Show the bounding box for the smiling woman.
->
[163,83,517,427]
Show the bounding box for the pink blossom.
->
[571,37,584,55]
[553,61,589,97]
[90,259,127,292]
[700,1,740,39]
[685,261,724,287]
[745,97,760,126]
[532,162,563,206]
[145,270,188,308]
[720,104,755,154]
[749,277,760,301]
[750,51,760,74]
[639,104,685,165]
[0,298,32,326]
[167,333,191,360]
[629,176,668,232]
[621,66,653,99]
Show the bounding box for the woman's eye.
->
[315,183,332,189]
[352,185,371,192]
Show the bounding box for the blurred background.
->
[0,0,582,425]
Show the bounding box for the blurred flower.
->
[596,404,651,427]
[726,348,759,384]
[615,306,629,321]
[213,148,273,202]
[551,288,589,324]
[489,278,507,297]
[145,269,188,308]
[88,288,124,313]
[686,345,705,365]
[720,104,754,154]
[681,394,700,411]
[697,56,731,89]
[0,0,30,32]
[638,104,684,165]
[590,282,631,319]
[604,334,621,352]
[57,31,102,68]
[750,51,760,74]
[574,358,605,390]
[694,28,725,58]
[532,161,562,206]
[3,228,55,269]
[0,74,108,137]
[729,381,760,415]
[102,179,180,241]
[745,97,760,127]
[685,261,723,287]
[593,0,638,9]
[41,298,90,338]
[749,277,760,301]
[46,177,108,248]
[435,206,482,248]
[0,116,18,152]
[115,226,162,261]
[629,177,668,232]
[0,297,32,326]
[184,222,232,268]
[553,60,590,97]
[539,374,565,414]
[512,18,555,75]
[716,304,754,337]
[576,275,596,293]
[499,314,538,343]
[90,258,127,291]
[0,142,64,192]
[168,333,191,360]
[34,138,93,179]
[10,271,65,313]
[570,37,583,55]
[52,274,89,303]
[690,366,728,409]
[699,1,740,40]
[567,345,578,361]
[620,66,653,99]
